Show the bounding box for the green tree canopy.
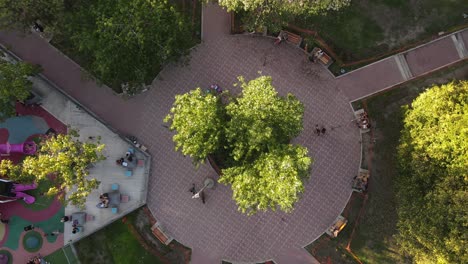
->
[225,76,304,162]
[60,0,194,93]
[218,0,351,31]
[164,88,225,165]
[0,131,105,208]
[220,144,311,214]
[0,60,40,120]
[165,75,312,214]
[0,0,64,30]
[396,81,468,264]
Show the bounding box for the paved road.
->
[1,3,466,264]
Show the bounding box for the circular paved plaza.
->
[137,35,361,262]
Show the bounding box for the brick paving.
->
[0,3,466,263]
[337,29,468,101]
[137,35,360,262]
[405,37,460,76]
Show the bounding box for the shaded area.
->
[1,206,64,250]
[0,116,48,144]
[15,103,68,135]
[305,57,468,264]
[74,214,165,264]
[0,249,12,264]
[305,192,365,264]
[294,0,467,61]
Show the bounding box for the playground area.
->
[0,102,67,263]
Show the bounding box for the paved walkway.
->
[0,3,467,264]
[337,29,468,101]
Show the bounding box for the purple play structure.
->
[0,141,37,155]
[0,179,37,204]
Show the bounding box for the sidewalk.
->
[337,29,468,101]
[0,31,145,136]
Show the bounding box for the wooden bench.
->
[311,47,333,67]
[352,169,370,193]
[354,109,370,133]
[151,222,173,245]
[279,30,302,47]
[326,215,348,238]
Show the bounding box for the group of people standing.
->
[26,255,48,264]
[315,124,327,136]
[61,216,81,234]
[357,112,371,130]
[116,150,134,167]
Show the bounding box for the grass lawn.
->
[295,0,467,61]
[306,61,468,263]
[74,216,164,264]
[44,248,67,263]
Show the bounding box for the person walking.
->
[315,124,321,136]
[321,126,327,135]
[188,184,196,195]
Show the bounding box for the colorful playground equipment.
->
[0,141,37,155]
[0,179,37,204]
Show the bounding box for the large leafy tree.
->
[0,0,64,30]
[396,81,468,264]
[218,0,351,31]
[220,144,311,214]
[165,75,312,214]
[0,131,106,208]
[60,0,194,93]
[225,76,304,162]
[164,88,225,165]
[0,60,40,120]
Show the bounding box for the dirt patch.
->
[133,209,170,254]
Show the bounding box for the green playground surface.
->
[2,207,64,250]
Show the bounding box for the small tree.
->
[0,130,105,208]
[164,88,225,165]
[0,60,40,120]
[220,144,311,214]
[396,81,468,264]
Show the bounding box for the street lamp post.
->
[192,178,214,199]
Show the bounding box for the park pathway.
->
[337,29,468,101]
[0,3,466,264]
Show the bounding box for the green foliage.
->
[220,0,351,31]
[0,60,40,120]
[59,0,194,93]
[0,0,64,30]
[164,88,225,165]
[166,75,312,214]
[226,76,304,162]
[0,130,106,208]
[220,144,311,214]
[396,81,468,264]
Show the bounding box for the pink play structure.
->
[0,141,37,155]
[0,179,37,204]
